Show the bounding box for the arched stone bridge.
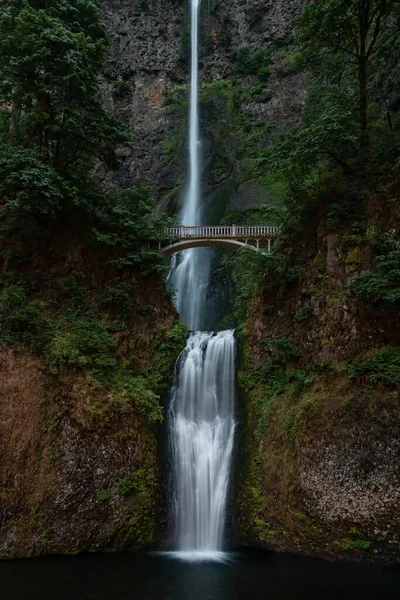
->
[160,225,279,255]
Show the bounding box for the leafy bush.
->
[46,315,117,373]
[295,303,313,323]
[92,183,171,276]
[119,477,137,495]
[339,538,372,551]
[111,366,163,423]
[349,347,400,386]
[352,238,400,305]
[0,284,50,350]
[156,322,188,353]
[234,47,271,81]
[97,490,112,503]
[119,467,151,496]
[96,280,134,315]
[0,146,65,219]
[263,336,300,364]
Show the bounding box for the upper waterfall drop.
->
[185,0,201,226]
[169,0,210,332]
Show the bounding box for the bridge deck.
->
[160,225,279,255]
[165,225,279,239]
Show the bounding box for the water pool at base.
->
[1,551,400,600]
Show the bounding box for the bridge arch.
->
[160,238,262,255]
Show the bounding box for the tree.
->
[298,0,400,154]
[0,0,127,218]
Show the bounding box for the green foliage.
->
[0,146,65,218]
[97,490,112,503]
[349,347,400,386]
[352,237,400,305]
[108,322,187,422]
[0,0,128,226]
[46,315,117,373]
[111,368,163,423]
[298,0,400,140]
[298,1,400,69]
[119,466,152,496]
[0,284,50,351]
[92,183,172,276]
[96,280,134,316]
[294,303,313,323]
[156,322,188,353]
[119,477,136,496]
[234,47,272,82]
[263,336,300,363]
[250,83,359,190]
[245,0,400,243]
[240,357,314,439]
[325,187,366,230]
[240,335,314,429]
[340,538,372,551]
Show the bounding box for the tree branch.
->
[326,151,353,173]
[366,10,383,58]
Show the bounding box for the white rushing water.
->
[169,0,210,330]
[167,0,236,561]
[169,331,236,558]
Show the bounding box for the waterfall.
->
[169,0,209,331]
[167,0,236,561]
[169,332,236,558]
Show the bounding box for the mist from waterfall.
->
[167,0,236,561]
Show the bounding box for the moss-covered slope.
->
[0,228,186,559]
[236,186,400,562]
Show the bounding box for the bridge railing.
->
[165,225,279,239]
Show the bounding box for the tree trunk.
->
[359,56,368,134]
[358,53,369,160]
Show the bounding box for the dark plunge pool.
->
[1,551,400,600]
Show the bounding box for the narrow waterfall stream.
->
[167,0,236,560]
[168,0,210,331]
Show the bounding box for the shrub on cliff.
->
[352,237,400,306]
[350,347,400,386]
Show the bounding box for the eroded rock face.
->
[300,438,400,524]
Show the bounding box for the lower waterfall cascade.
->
[168,331,236,559]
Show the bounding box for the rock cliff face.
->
[0,348,157,556]
[99,0,305,214]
